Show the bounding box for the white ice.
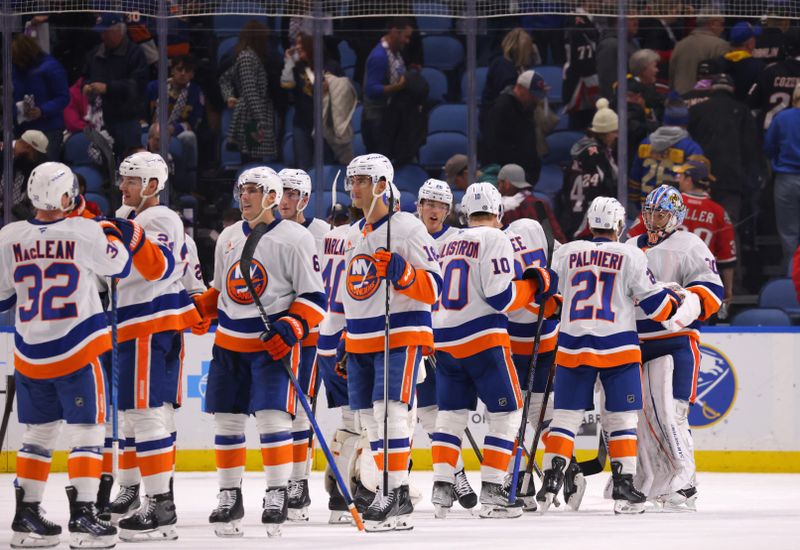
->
[2,471,798,550]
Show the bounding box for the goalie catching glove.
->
[261,314,309,360]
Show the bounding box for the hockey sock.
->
[118,412,141,486]
[364,401,411,489]
[68,447,103,502]
[290,405,311,481]
[256,410,293,488]
[16,444,52,502]
[543,409,584,471]
[128,408,172,496]
[431,409,468,483]
[214,414,247,489]
[605,411,639,476]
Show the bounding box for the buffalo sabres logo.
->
[346,254,381,301]
[689,344,737,428]
[226,259,267,304]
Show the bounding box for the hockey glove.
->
[190,296,212,336]
[261,314,308,360]
[662,291,701,332]
[334,332,348,379]
[374,250,416,290]
[522,267,559,303]
[98,219,123,241]
[111,218,145,255]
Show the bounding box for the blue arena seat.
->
[418,132,467,170]
[428,103,468,134]
[422,36,464,72]
[63,132,94,166]
[421,67,448,104]
[413,1,453,34]
[72,165,104,193]
[535,164,564,206]
[544,131,583,166]
[536,65,563,104]
[758,278,800,316]
[338,40,357,68]
[395,164,430,194]
[85,192,110,216]
[460,66,488,103]
[731,308,793,327]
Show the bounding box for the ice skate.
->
[659,487,698,512]
[209,487,244,537]
[505,473,538,512]
[536,456,566,514]
[65,486,117,549]
[431,481,455,519]
[118,492,178,541]
[326,481,352,524]
[611,462,646,515]
[262,487,287,538]
[353,480,376,514]
[478,482,524,519]
[395,485,414,530]
[363,487,401,532]
[287,479,311,522]
[563,458,587,511]
[454,469,478,510]
[10,486,62,549]
[108,484,140,524]
[95,474,114,521]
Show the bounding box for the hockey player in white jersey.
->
[628,185,724,511]
[431,182,558,519]
[1,162,131,548]
[276,168,329,520]
[107,152,201,541]
[415,179,477,511]
[191,166,326,538]
[540,197,680,515]
[341,154,442,531]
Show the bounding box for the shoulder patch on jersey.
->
[346,253,381,301]
[226,259,267,304]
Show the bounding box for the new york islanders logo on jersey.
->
[225,260,267,304]
[690,343,737,428]
[346,254,381,301]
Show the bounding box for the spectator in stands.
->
[11,34,69,161]
[716,22,765,102]
[629,94,705,213]
[146,54,205,186]
[562,2,604,129]
[74,172,102,216]
[754,6,790,65]
[219,20,277,163]
[622,75,659,171]
[596,17,640,101]
[280,32,343,169]
[482,28,540,108]
[639,2,684,81]
[444,154,469,191]
[748,27,800,131]
[496,163,566,241]
[764,84,800,272]
[0,130,48,220]
[628,48,667,121]
[482,70,548,185]
[561,98,619,239]
[521,12,566,66]
[688,73,758,224]
[83,13,149,158]
[669,12,729,94]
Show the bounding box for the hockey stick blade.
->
[579,429,608,476]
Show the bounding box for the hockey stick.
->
[240,222,364,532]
[381,182,395,497]
[110,278,120,478]
[513,201,556,500]
[579,429,608,476]
[0,375,15,452]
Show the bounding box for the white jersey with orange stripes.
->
[433,226,520,358]
[552,238,677,369]
[431,225,460,251]
[343,212,442,354]
[627,230,724,340]
[211,219,326,353]
[182,233,206,296]
[299,217,329,347]
[504,218,561,356]
[317,222,350,357]
[0,217,130,379]
[116,205,198,341]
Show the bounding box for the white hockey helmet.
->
[345,154,394,192]
[418,178,453,210]
[118,151,169,194]
[389,183,401,211]
[27,162,78,212]
[278,168,312,211]
[587,196,626,237]
[461,182,503,220]
[237,166,283,206]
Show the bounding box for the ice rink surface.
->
[1,471,798,550]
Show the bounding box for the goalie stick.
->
[0,375,15,453]
[240,221,364,532]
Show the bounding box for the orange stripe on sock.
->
[215,448,246,469]
[292,443,308,463]
[545,434,575,459]
[137,451,173,477]
[388,451,410,472]
[261,444,293,467]
[102,451,113,475]
[482,448,512,472]
[120,450,138,470]
[431,445,460,468]
[17,456,51,482]
[68,456,102,479]
[609,438,637,458]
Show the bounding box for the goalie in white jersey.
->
[414,179,477,511]
[341,154,442,531]
[277,168,329,520]
[431,182,558,519]
[540,197,680,515]
[1,163,131,548]
[191,166,326,537]
[628,185,724,511]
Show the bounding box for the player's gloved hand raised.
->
[97,218,123,241]
[191,296,212,336]
[261,314,308,360]
[522,267,559,303]
[373,250,416,290]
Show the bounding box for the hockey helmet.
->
[118,151,169,194]
[278,168,312,211]
[27,162,78,212]
[461,182,503,220]
[586,196,626,237]
[236,166,283,206]
[345,154,394,193]
[418,178,453,210]
[643,185,686,235]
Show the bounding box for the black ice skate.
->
[326,477,352,525]
[505,472,538,512]
[454,469,478,510]
[10,486,62,549]
[96,474,114,521]
[611,462,646,515]
[353,480,376,514]
[395,485,414,530]
[478,482,524,519]
[262,487,288,537]
[287,479,311,522]
[108,484,140,524]
[118,492,178,541]
[431,481,455,519]
[536,456,567,514]
[363,487,402,532]
[209,487,244,537]
[563,458,587,511]
[66,486,117,549]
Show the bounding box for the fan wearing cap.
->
[482,70,548,187]
[715,22,766,101]
[496,163,566,242]
[563,98,620,239]
[748,27,800,130]
[0,130,49,219]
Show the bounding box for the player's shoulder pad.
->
[506,217,544,234]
